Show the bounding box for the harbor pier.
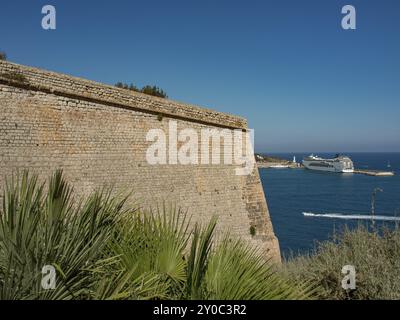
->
[353,169,394,176]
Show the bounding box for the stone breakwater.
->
[0,60,281,262]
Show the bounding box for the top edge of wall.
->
[0,60,248,130]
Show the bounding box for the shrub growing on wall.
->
[115,82,168,98]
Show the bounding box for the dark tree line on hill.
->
[0,51,6,60]
[115,82,168,98]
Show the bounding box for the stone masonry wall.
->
[0,60,280,261]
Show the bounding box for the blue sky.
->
[1,0,399,152]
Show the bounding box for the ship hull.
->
[303,161,336,172]
[302,160,354,173]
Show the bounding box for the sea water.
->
[259,152,400,258]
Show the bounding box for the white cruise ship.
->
[302,154,354,173]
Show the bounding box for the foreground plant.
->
[93,206,190,300]
[284,225,400,300]
[0,170,130,300]
[203,237,310,300]
[0,171,312,300]
[101,212,311,300]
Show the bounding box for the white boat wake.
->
[302,212,400,221]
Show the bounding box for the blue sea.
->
[259,153,400,259]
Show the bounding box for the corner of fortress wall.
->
[0,60,281,262]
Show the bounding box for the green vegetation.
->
[115,82,168,98]
[2,170,398,300]
[0,52,6,61]
[250,226,256,237]
[0,171,311,300]
[255,153,289,163]
[284,225,400,300]
[0,72,28,84]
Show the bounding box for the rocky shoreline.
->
[255,154,302,169]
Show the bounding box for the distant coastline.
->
[255,153,301,169]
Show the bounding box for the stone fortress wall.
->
[0,60,280,261]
